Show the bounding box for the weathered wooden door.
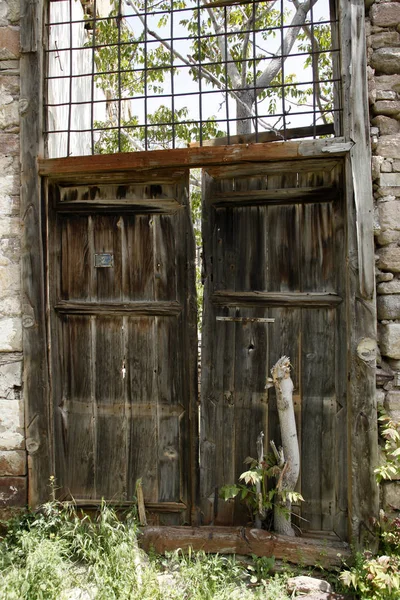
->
[47,170,198,524]
[200,159,348,540]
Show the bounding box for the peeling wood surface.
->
[39,138,351,181]
[20,16,51,505]
[47,173,198,524]
[139,526,350,568]
[200,160,348,538]
[339,0,379,548]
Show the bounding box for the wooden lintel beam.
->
[38,138,352,180]
[139,526,350,568]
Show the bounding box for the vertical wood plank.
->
[21,0,51,503]
[60,216,91,300]
[154,215,177,301]
[94,317,126,499]
[93,215,123,302]
[301,308,336,533]
[123,215,155,301]
[58,316,95,498]
[339,0,379,548]
[126,317,158,502]
[156,317,182,505]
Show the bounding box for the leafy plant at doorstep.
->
[220,445,303,528]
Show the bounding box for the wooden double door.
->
[47,157,348,538]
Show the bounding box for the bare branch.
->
[125,0,281,135]
[292,0,328,124]
[206,6,241,88]
[255,0,319,95]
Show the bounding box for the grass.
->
[0,501,294,600]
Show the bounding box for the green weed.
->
[0,500,294,599]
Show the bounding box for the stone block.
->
[0,264,20,298]
[376,90,398,101]
[382,481,400,510]
[287,576,332,594]
[380,172,400,187]
[378,199,400,231]
[377,230,400,244]
[0,399,24,450]
[385,390,400,413]
[0,27,20,59]
[378,279,400,294]
[0,75,19,96]
[378,295,400,319]
[381,160,393,173]
[394,160,400,171]
[371,48,400,75]
[0,317,22,352]
[0,102,19,131]
[379,323,400,358]
[371,30,400,49]
[0,297,20,317]
[371,2,400,28]
[0,216,20,237]
[0,195,19,216]
[0,60,20,74]
[376,135,400,159]
[373,99,400,116]
[0,450,26,476]
[0,133,18,156]
[372,155,384,179]
[0,477,27,507]
[372,115,400,135]
[377,246,400,272]
[7,0,20,23]
[375,74,400,91]
[0,237,21,262]
[0,174,19,196]
[376,270,394,283]
[0,355,22,399]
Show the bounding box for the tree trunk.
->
[271,356,300,537]
[235,91,254,135]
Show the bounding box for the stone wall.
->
[367,0,400,515]
[0,4,26,513]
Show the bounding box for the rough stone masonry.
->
[368,0,400,514]
[0,2,27,514]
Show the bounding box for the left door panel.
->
[46,171,198,525]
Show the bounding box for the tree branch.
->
[206,6,241,88]
[292,0,328,124]
[255,0,319,96]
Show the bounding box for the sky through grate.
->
[44,0,342,157]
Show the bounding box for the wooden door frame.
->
[21,0,378,546]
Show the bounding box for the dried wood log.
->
[139,526,350,568]
[270,356,300,537]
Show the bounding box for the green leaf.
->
[219,485,240,501]
[239,470,262,486]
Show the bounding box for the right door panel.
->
[200,159,348,540]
